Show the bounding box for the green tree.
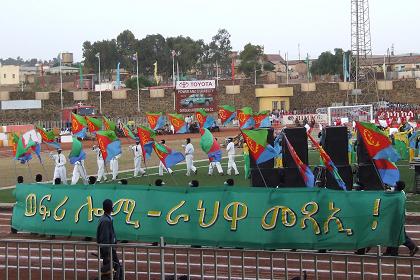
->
[116,30,137,71]
[136,34,171,77]
[310,48,346,76]
[166,36,203,77]
[238,43,264,77]
[209,29,232,77]
[82,39,119,79]
[125,75,154,89]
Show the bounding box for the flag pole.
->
[255,164,268,188]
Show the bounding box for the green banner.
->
[12,184,406,250]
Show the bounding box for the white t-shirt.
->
[131,144,142,158]
[185,143,194,155]
[226,142,235,156]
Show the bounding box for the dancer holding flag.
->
[93,145,107,182]
[129,140,146,177]
[69,137,88,185]
[158,140,174,176]
[199,128,224,176]
[226,137,239,175]
[183,138,197,176]
[49,148,67,185]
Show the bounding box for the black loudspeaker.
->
[323,126,349,166]
[282,127,308,167]
[356,132,383,190]
[357,164,384,190]
[326,165,353,190]
[356,133,371,164]
[284,168,306,187]
[251,168,285,188]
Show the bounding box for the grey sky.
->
[1,0,418,62]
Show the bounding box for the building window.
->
[416,65,420,69]
[272,101,279,110]
[12,74,15,79]
[3,74,6,79]
[280,101,286,110]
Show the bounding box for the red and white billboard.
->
[175,80,218,113]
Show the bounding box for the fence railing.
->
[1,238,419,280]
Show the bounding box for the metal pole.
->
[160,237,165,280]
[136,52,140,112]
[254,65,257,85]
[286,52,289,84]
[172,52,175,87]
[98,53,102,114]
[60,52,63,110]
[176,60,179,81]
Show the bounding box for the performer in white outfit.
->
[110,154,121,180]
[184,138,197,176]
[49,148,67,185]
[158,140,173,176]
[226,138,239,175]
[208,138,224,176]
[130,141,146,177]
[71,160,88,185]
[93,145,107,182]
[208,161,224,175]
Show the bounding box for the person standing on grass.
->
[71,159,88,185]
[93,145,107,182]
[110,154,121,181]
[226,138,239,176]
[129,140,146,177]
[183,138,197,176]
[158,140,173,176]
[49,148,67,185]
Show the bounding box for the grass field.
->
[0,147,417,208]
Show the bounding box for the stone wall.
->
[0,80,418,123]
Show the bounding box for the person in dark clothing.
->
[384,181,419,256]
[97,199,122,279]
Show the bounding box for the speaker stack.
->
[321,126,353,190]
[282,127,308,187]
[356,131,384,190]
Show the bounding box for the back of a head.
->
[395,180,405,192]
[35,174,43,183]
[189,180,199,188]
[88,176,97,185]
[224,178,234,186]
[120,179,128,185]
[54,178,61,185]
[155,179,165,186]
[103,199,113,213]
[161,139,166,144]
[17,176,24,184]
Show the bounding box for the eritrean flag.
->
[102,116,116,131]
[355,122,400,162]
[241,129,278,164]
[146,112,165,131]
[373,159,400,186]
[96,130,122,162]
[200,128,222,162]
[12,133,36,163]
[71,113,87,139]
[195,109,215,129]
[284,135,314,188]
[137,126,156,160]
[307,132,346,190]
[122,123,137,141]
[253,110,271,128]
[153,141,185,169]
[218,105,236,126]
[168,113,187,134]
[237,107,255,129]
[85,116,102,133]
[69,137,86,164]
[35,125,60,149]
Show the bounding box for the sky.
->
[0,0,418,62]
